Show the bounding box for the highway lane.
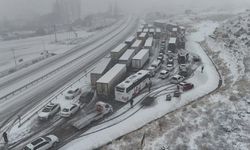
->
[0,17,138,130]
[0,17,127,101]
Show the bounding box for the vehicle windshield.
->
[116,87,125,92]
[63,108,69,112]
[42,107,51,112]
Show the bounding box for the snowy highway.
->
[0,16,138,128]
[0,18,129,102]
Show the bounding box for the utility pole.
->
[11,48,17,69]
[54,24,58,42]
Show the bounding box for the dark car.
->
[178,82,194,91]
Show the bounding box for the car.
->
[179,64,187,71]
[64,88,82,100]
[173,90,181,97]
[157,56,164,62]
[159,70,170,79]
[193,55,201,62]
[38,103,60,120]
[60,103,80,117]
[170,75,185,84]
[22,135,59,150]
[159,52,164,57]
[166,94,171,101]
[178,82,194,91]
[166,63,174,71]
[167,57,174,65]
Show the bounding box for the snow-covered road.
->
[0,16,138,128]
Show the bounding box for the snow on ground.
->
[0,30,95,76]
[101,13,250,150]
[60,23,220,150]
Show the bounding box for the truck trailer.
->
[131,49,149,70]
[96,64,127,97]
[110,43,128,62]
[119,49,136,67]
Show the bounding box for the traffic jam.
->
[16,21,202,150]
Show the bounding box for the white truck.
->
[72,101,113,130]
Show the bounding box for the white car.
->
[64,88,82,100]
[38,103,60,120]
[166,63,174,71]
[159,70,170,79]
[60,103,80,117]
[170,75,185,84]
[22,135,59,150]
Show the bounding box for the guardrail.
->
[8,16,136,129]
[0,18,129,102]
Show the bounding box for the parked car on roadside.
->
[178,82,194,91]
[60,103,80,117]
[22,135,59,150]
[38,103,60,120]
[167,57,174,65]
[170,75,185,84]
[159,70,170,79]
[64,88,82,100]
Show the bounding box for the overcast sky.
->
[0,0,250,20]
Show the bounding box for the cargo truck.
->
[131,49,149,70]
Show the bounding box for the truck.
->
[110,43,128,62]
[131,49,149,70]
[118,49,136,67]
[96,64,127,97]
[90,57,112,88]
[144,37,153,51]
[168,37,177,53]
[131,39,143,53]
[125,36,136,46]
[72,101,113,130]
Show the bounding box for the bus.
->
[115,70,151,103]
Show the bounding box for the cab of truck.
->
[148,60,162,76]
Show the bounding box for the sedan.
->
[64,88,82,100]
[178,82,194,91]
[60,103,80,117]
[38,103,60,120]
[170,75,185,84]
[22,135,59,150]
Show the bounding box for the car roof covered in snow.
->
[97,64,126,84]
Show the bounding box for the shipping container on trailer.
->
[149,28,155,37]
[144,37,154,51]
[125,36,136,47]
[90,57,112,88]
[119,49,136,67]
[96,64,127,97]
[131,49,149,70]
[143,28,149,33]
[138,32,148,41]
[131,39,143,53]
[110,43,128,62]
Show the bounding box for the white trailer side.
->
[96,64,127,97]
[119,49,136,67]
[131,49,149,69]
[110,43,128,62]
[144,37,154,50]
[90,57,112,88]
